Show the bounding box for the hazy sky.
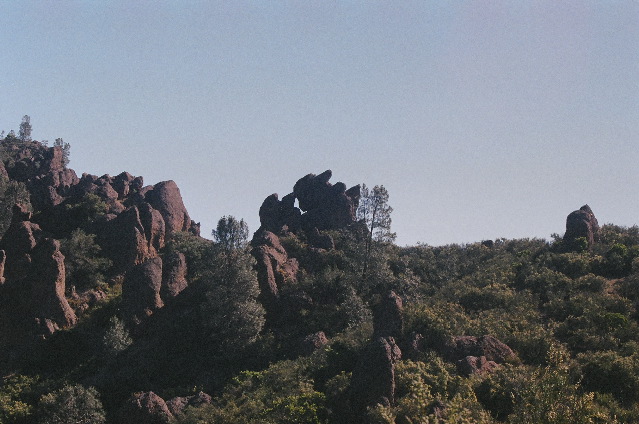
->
[1,1,637,246]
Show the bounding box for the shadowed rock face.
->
[373,291,404,339]
[349,337,402,416]
[251,231,299,311]
[457,355,499,376]
[445,335,516,364]
[123,257,164,324]
[293,170,360,232]
[161,251,188,299]
[565,204,599,249]
[29,238,77,328]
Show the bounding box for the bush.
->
[37,384,105,424]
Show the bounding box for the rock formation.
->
[564,204,599,250]
[251,231,299,312]
[251,170,359,317]
[373,291,403,339]
[349,336,402,415]
[123,257,164,324]
[118,391,174,424]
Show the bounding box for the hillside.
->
[0,135,638,423]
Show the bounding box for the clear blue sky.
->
[1,1,637,246]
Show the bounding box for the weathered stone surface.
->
[565,204,599,249]
[446,335,516,364]
[0,205,42,280]
[456,355,499,376]
[251,231,298,309]
[29,238,77,328]
[166,392,212,416]
[258,193,302,235]
[308,227,334,250]
[373,290,403,339]
[0,250,5,285]
[161,251,188,299]
[293,171,360,232]
[138,202,166,255]
[123,257,164,323]
[301,331,329,355]
[118,391,174,424]
[98,206,149,272]
[145,180,191,234]
[350,337,402,415]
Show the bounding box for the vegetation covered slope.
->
[1,121,639,423]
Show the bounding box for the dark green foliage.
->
[0,177,31,237]
[37,384,105,424]
[61,228,112,292]
[53,138,70,167]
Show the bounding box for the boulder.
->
[0,250,5,284]
[445,335,516,364]
[118,391,174,424]
[292,171,360,231]
[97,206,149,272]
[250,231,298,310]
[166,392,212,416]
[29,238,76,328]
[123,257,164,323]
[145,180,192,234]
[301,331,329,355]
[161,251,188,299]
[564,205,599,249]
[373,291,403,339]
[456,355,499,377]
[138,202,166,255]
[258,193,302,235]
[349,337,402,415]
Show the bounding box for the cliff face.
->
[0,142,200,345]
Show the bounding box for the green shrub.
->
[37,384,105,424]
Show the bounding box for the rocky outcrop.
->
[251,231,299,310]
[29,238,77,328]
[293,170,360,232]
[123,257,164,324]
[456,355,499,376]
[166,392,212,416]
[145,180,193,235]
[118,391,174,424]
[445,335,516,365]
[301,331,329,355]
[161,252,188,299]
[98,206,150,272]
[373,291,403,339]
[0,250,5,285]
[349,336,402,416]
[564,205,599,250]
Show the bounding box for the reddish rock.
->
[145,180,192,234]
[123,257,164,323]
[166,392,212,416]
[161,251,188,299]
[138,203,166,255]
[456,355,499,376]
[250,231,298,310]
[565,205,600,249]
[446,335,516,364]
[119,391,174,424]
[350,337,402,415]
[373,290,403,339]
[0,250,5,284]
[301,331,329,355]
[98,206,149,272]
[29,238,77,328]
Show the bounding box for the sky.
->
[1,1,637,246]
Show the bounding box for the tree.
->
[37,385,106,424]
[201,215,264,353]
[102,316,133,358]
[356,184,396,276]
[212,215,250,254]
[18,115,32,142]
[53,138,70,167]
